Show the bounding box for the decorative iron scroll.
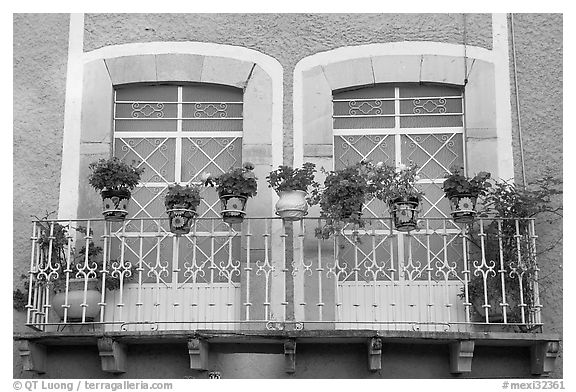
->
[348,100,383,116]
[412,98,447,114]
[131,103,165,118]
[193,103,228,118]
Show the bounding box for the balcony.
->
[23,215,544,333]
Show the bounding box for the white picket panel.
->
[337,281,466,331]
[104,283,241,332]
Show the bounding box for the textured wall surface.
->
[84,13,492,164]
[508,13,563,378]
[13,14,69,313]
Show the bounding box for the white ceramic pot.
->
[275,190,309,221]
[52,278,101,322]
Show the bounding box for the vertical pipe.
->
[244,220,252,321]
[515,220,526,324]
[63,219,74,324]
[529,219,542,325]
[353,228,360,325]
[172,234,180,329]
[334,231,342,325]
[26,222,38,325]
[81,219,92,324]
[461,225,471,324]
[510,13,528,188]
[479,220,490,323]
[44,222,56,326]
[281,220,288,321]
[497,220,509,324]
[191,220,198,329]
[99,221,109,325]
[316,219,324,322]
[441,220,451,326]
[425,220,433,328]
[388,226,397,330]
[136,219,144,327]
[371,225,378,328]
[209,219,216,329]
[263,220,271,321]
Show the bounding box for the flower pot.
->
[166,204,197,235]
[275,190,309,221]
[219,194,248,224]
[52,278,101,322]
[389,197,420,232]
[101,188,131,222]
[448,194,478,223]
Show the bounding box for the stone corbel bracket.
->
[531,341,560,376]
[284,339,296,374]
[19,340,47,374]
[449,340,475,374]
[188,338,209,370]
[367,338,382,371]
[97,337,127,374]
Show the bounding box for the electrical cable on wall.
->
[510,13,528,188]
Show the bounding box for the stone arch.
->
[293,40,512,182]
[64,42,283,219]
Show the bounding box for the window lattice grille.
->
[112,84,244,284]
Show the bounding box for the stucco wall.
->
[83,13,492,164]
[13,13,70,319]
[508,13,563,378]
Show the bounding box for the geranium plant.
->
[204,162,258,198]
[88,157,144,192]
[442,166,491,199]
[164,183,203,235]
[372,162,424,204]
[312,161,375,239]
[267,162,318,193]
[165,183,202,210]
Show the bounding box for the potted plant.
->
[373,162,424,232]
[462,176,562,324]
[267,162,318,221]
[88,157,145,222]
[204,162,258,224]
[312,161,375,239]
[51,239,138,322]
[442,167,491,223]
[164,183,202,235]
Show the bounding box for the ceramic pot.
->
[219,194,248,224]
[275,190,309,221]
[52,278,101,322]
[166,203,197,235]
[101,188,131,222]
[389,196,420,232]
[448,193,478,223]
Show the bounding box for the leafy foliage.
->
[267,162,318,193]
[442,166,491,199]
[462,175,563,323]
[480,176,562,219]
[371,162,424,204]
[88,157,145,192]
[165,183,202,210]
[204,162,258,198]
[311,162,375,239]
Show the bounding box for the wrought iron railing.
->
[23,216,542,333]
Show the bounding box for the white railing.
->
[24,216,542,333]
